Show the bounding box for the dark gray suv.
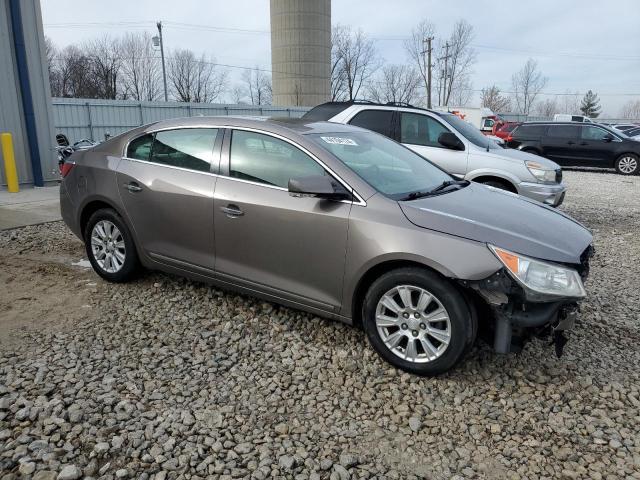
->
[60,117,593,375]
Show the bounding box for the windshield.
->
[309,132,452,200]
[438,113,500,149]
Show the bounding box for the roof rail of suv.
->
[302,100,433,121]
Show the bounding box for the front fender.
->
[464,168,526,187]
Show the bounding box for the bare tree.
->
[168,49,227,103]
[53,45,99,98]
[330,25,348,100]
[119,32,162,101]
[83,36,121,99]
[331,24,378,101]
[439,20,476,106]
[367,65,421,104]
[480,85,511,112]
[404,19,436,106]
[242,67,272,105]
[535,98,558,117]
[620,99,640,120]
[511,58,547,115]
[230,85,247,104]
[557,90,581,114]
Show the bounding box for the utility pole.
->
[421,36,434,108]
[156,21,168,102]
[441,42,451,106]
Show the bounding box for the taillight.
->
[506,135,513,142]
[60,161,75,177]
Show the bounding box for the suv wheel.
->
[615,154,639,175]
[362,268,474,376]
[84,208,139,282]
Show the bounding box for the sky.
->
[41,0,640,116]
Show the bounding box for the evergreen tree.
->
[580,90,601,118]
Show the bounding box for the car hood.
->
[399,182,592,264]
[475,146,560,169]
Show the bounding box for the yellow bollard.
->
[1,133,19,193]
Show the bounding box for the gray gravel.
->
[1,170,639,479]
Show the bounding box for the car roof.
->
[145,115,368,136]
[303,101,437,121]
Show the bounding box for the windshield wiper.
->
[401,180,469,201]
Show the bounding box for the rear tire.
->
[615,154,639,175]
[84,208,139,282]
[362,267,474,376]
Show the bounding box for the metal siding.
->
[0,1,31,185]
[21,0,57,182]
[52,98,310,143]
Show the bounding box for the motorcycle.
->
[56,133,98,173]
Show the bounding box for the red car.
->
[492,121,521,140]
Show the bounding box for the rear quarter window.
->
[512,125,546,137]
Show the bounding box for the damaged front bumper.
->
[462,268,585,357]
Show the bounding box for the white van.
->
[553,114,593,123]
[303,101,567,207]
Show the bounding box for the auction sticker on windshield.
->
[320,136,358,146]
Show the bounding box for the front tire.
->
[615,154,639,175]
[84,208,139,282]
[362,268,474,376]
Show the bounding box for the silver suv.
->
[304,102,567,206]
[60,117,592,375]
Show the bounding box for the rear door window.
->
[348,110,394,138]
[126,134,154,161]
[547,125,580,138]
[150,128,218,172]
[400,112,450,147]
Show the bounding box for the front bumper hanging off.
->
[463,266,585,357]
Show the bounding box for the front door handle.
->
[220,204,244,218]
[567,141,576,145]
[125,182,142,193]
[580,142,588,146]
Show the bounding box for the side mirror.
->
[288,175,351,201]
[603,134,614,143]
[438,132,465,150]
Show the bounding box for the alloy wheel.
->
[618,156,638,174]
[91,220,126,273]
[375,285,452,363]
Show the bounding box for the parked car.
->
[623,126,640,138]
[60,117,593,376]
[492,121,521,140]
[553,114,593,123]
[611,124,638,132]
[303,102,566,206]
[507,122,640,175]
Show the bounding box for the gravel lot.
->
[1,170,639,480]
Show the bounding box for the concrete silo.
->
[270,0,331,107]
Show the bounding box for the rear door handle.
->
[580,142,588,146]
[220,204,244,218]
[125,182,142,193]
[567,141,576,145]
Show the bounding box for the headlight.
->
[489,245,586,299]
[526,160,557,183]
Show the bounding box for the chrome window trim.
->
[122,124,367,206]
[121,156,220,177]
